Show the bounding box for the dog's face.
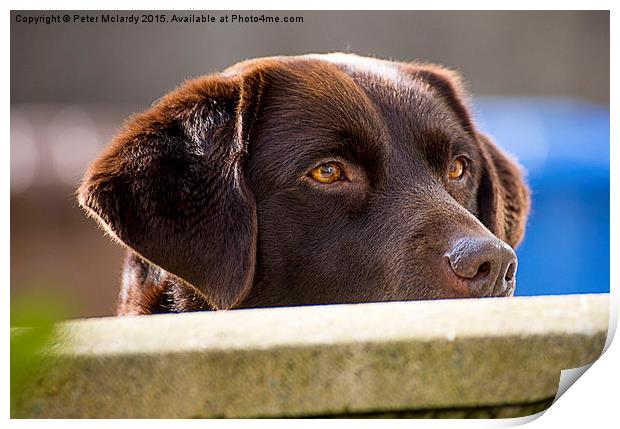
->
[78,54,529,312]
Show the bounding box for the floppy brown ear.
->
[477,132,530,248]
[78,71,265,310]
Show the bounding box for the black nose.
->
[445,236,517,296]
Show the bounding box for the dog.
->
[78,53,530,315]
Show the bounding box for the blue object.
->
[474,97,610,296]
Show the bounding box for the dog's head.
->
[78,53,530,310]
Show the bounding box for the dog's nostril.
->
[505,262,516,282]
[475,261,491,279]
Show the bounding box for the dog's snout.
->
[445,236,517,297]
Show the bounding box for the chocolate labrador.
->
[78,53,530,315]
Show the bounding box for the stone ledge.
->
[12,294,609,418]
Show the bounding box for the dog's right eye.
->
[309,162,346,184]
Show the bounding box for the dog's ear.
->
[405,63,530,247]
[78,70,266,310]
[476,133,530,248]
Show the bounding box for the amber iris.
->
[448,157,466,180]
[310,162,345,183]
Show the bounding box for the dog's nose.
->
[445,236,517,297]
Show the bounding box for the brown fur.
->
[78,54,530,315]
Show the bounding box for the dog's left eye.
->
[309,162,346,184]
[448,157,468,180]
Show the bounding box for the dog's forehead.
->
[231,53,471,168]
[298,54,454,122]
[301,54,464,136]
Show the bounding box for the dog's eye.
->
[309,162,345,184]
[448,157,467,180]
